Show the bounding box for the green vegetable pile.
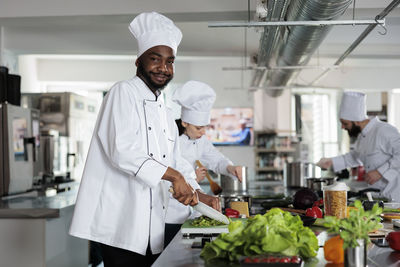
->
[200,208,319,262]
[323,200,383,249]
[191,216,227,227]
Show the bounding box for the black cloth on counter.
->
[164,223,182,249]
[100,243,159,267]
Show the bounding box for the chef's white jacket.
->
[165,135,233,224]
[69,76,199,255]
[332,117,400,202]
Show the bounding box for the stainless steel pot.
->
[220,166,248,193]
[303,163,322,178]
[284,162,324,188]
[306,177,336,191]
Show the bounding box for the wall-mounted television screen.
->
[206,107,253,146]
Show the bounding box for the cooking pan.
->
[260,197,292,210]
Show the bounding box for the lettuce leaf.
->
[200,208,319,262]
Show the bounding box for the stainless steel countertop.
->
[154,226,400,267]
[0,187,78,218]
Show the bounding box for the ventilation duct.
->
[252,0,353,97]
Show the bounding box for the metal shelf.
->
[250,180,283,187]
[255,167,283,172]
[255,147,296,153]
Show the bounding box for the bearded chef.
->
[163,81,244,247]
[317,91,400,202]
[69,12,207,267]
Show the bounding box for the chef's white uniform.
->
[69,76,198,255]
[165,135,233,224]
[331,117,400,202]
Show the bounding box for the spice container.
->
[323,182,349,219]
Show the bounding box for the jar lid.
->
[323,181,350,191]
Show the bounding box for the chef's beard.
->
[347,122,362,138]
[137,63,172,90]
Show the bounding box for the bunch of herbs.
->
[323,200,383,249]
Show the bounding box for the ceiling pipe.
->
[209,19,385,27]
[309,0,400,86]
[254,0,352,97]
[251,0,291,93]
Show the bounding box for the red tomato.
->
[305,206,323,218]
[268,256,278,263]
[279,257,291,263]
[243,258,252,263]
[291,256,301,263]
[313,199,324,207]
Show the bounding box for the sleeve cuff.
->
[331,155,346,173]
[187,178,201,191]
[135,159,168,188]
[377,162,389,176]
[219,160,233,176]
[378,162,398,182]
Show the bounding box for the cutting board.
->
[181,218,247,234]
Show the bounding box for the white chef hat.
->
[129,12,183,58]
[339,91,368,121]
[172,81,216,126]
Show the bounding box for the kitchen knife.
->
[169,187,229,225]
[193,201,230,225]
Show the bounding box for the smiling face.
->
[181,121,207,140]
[136,45,175,93]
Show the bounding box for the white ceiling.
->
[0,0,399,59]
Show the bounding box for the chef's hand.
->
[162,167,198,206]
[316,158,333,170]
[195,167,207,183]
[197,190,221,212]
[227,165,243,182]
[365,170,382,185]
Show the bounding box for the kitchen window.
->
[292,90,339,163]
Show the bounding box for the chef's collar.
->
[133,76,162,101]
[181,133,198,143]
[361,116,378,137]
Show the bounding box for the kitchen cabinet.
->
[0,188,88,267]
[254,130,298,184]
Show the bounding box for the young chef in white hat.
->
[317,91,400,202]
[69,12,217,267]
[163,81,244,247]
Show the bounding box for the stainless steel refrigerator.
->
[0,103,39,196]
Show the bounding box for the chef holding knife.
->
[69,12,209,267]
[317,91,400,202]
[164,80,244,247]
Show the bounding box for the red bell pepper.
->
[305,206,323,218]
[225,208,240,218]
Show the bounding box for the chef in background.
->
[164,80,244,247]
[317,91,400,202]
[69,12,200,267]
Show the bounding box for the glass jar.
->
[323,182,349,219]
